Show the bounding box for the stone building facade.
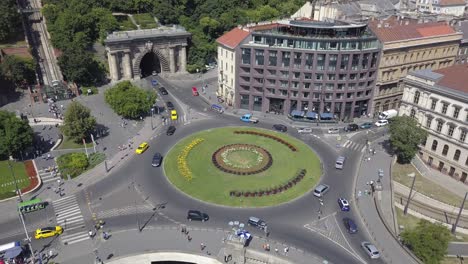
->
[368,16,462,114]
[399,65,468,184]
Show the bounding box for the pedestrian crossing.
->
[51,195,89,245]
[38,169,61,184]
[341,140,367,153]
[162,115,187,125]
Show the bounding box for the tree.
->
[0,55,37,87]
[0,110,34,159]
[401,220,451,264]
[58,49,105,86]
[57,152,89,178]
[104,81,156,119]
[389,115,428,163]
[60,102,97,143]
[0,0,21,42]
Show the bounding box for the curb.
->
[0,160,42,203]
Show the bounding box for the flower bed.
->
[212,144,273,175]
[177,138,204,181]
[233,131,297,152]
[228,169,307,197]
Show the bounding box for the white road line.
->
[64,225,85,232]
[58,217,84,225]
[343,140,351,148]
[57,213,83,222]
[54,204,79,214]
[361,146,366,153]
[53,195,75,203]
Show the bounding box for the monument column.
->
[169,47,176,73]
[108,50,119,81]
[179,46,187,72]
[122,50,132,79]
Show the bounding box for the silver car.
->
[298,127,312,134]
[313,184,330,197]
[327,128,340,134]
[361,241,380,259]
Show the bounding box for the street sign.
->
[151,80,158,86]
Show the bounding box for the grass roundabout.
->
[164,127,322,207]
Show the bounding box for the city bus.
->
[17,198,47,213]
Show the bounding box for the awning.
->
[320,113,334,119]
[4,246,22,259]
[306,111,317,119]
[291,110,305,117]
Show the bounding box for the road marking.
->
[361,146,366,153]
[52,195,89,245]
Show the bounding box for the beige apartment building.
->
[216,28,250,106]
[399,65,468,184]
[368,16,462,115]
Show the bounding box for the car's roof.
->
[153,152,161,158]
[188,210,201,214]
[315,184,329,190]
[40,227,56,231]
[171,110,177,113]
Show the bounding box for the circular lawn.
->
[163,127,322,207]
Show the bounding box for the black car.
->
[166,101,175,110]
[343,217,358,234]
[152,152,163,167]
[159,87,168,95]
[344,124,359,132]
[273,124,287,132]
[166,126,176,136]
[187,210,209,222]
[248,216,267,230]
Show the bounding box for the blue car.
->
[338,198,350,211]
[360,122,373,129]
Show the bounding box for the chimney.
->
[405,20,409,25]
[377,23,382,28]
[384,23,389,28]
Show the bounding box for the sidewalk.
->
[355,136,421,264]
[412,155,468,197]
[53,226,328,264]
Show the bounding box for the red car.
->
[192,87,199,96]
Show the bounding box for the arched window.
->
[413,91,420,104]
[410,109,416,118]
[442,144,449,156]
[431,140,438,151]
[454,149,461,161]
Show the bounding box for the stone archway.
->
[105,27,191,81]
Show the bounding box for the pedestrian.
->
[200,243,205,250]
[60,105,64,110]
[187,235,192,242]
[47,153,51,160]
[275,248,279,253]
[284,247,289,255]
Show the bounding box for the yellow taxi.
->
[135,142,149,154]
[170,110,178,120]
[35,226,63,239]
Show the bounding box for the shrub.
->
[57,152,89,178]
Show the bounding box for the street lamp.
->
[403,172,416,215]
[150,107,155,130]
[8,160,23,202]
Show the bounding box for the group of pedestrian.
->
[181,225,192,241]
[48,101,64,120]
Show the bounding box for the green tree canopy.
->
[104,81,156,119]
[0,110,34,159]
[58,49,105,86]
[57,152,89,178]
[60,102,97,143]
[401,220,451,264]
[0,55,37,87]
[0,0,21,42]
[389,115,428,163]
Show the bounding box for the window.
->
[282,52,290,67]
[305,54,313,70]
[315,74,323,81]
[426,117,433,128]
[328,74,336,81]
[340,55,349,70]
[410,109,416,118]
[454,149,461,161]
[460,130,467,142]
[442,144,449,156]
[441,103,448,114]
[448,125,455,137]
[413,91,420,104]
[436,120,443,132]
[431,140,438,151]
[453,107,460,119]
[294,52,302,68]
[255,50,264,65]
[268,51,277,66]
[241,48,251,64]
[328,54,337,70]
[430,99,437,110]
[317,54,325,70]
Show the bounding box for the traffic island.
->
[164,127,322,207]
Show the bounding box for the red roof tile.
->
[434,65,468,94]
[216,28,250,49]
[439,0,465,6]
[368,17,457,43]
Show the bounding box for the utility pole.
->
[404,173,416,215]
[9,159,36,262]
[452,192,467,234]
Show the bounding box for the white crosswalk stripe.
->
[38,170,61,184]
[342,140,365,152]
[51,195,89,245]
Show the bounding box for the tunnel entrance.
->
[140,52,161,77]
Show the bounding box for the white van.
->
[378,109,397,120]
[335,156,345,169]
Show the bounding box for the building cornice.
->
[404,78,468,103]
[400,101,467,125]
